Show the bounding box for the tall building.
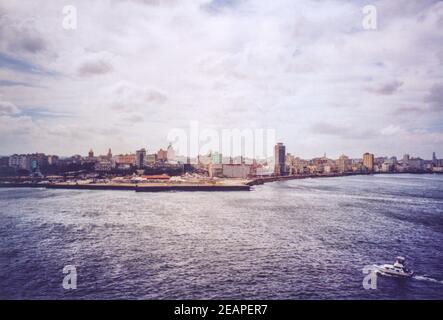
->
[403,154,410,165]
[166,144,176,162]
[47,155,59,166]
[363,152,374,172]
[107,148,112,159]
[338,155,349,173]
[135,148,146,168]
[88,149,94,158]
[274,143,286,176]
[433,152,437,165]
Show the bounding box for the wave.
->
[413,275,443,284]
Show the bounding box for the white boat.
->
[376,256,414,278]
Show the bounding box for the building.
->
[95,160,112,172]
[157,149,168,162]
[338,155,350,173]
[408,157,424,171]
[212,152,223,164]
[88,149,94,158]
[286,153,295,174]
[166,144,176,162]
[0,156,9,167]
[381,162,393,172]
[363,152,374,172]
[208,164,223,177]
[274,143,286,176]
[222,164,251,179]
[136,148,147,168]
[403,154,410,165]
[146,153,158,165]
[115,154,136,166]
[9,154,30,171]
[47,155,59,166]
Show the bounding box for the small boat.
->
[376,256,414,278]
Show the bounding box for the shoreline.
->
[0,182,251,192]
[0,172,441,192]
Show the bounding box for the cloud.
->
[105,81,168,112]
[0,16,48,55]
[0,80,34,87]
[425,83,443,111]
[0,100,19,115]
[368,80,404,95]
[381,125,403,136]
[77,60,113,77]
[310,122,350,136]
[0,0,442,158]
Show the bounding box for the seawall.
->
[0,183,250,192]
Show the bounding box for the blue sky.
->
[0,0,442,159]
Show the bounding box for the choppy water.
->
[1,174,442,299]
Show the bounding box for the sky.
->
[0,0,442,159]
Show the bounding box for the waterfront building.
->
[286,153,295,174]
[212,152,223,165]
[166,144,176,162]
[292,157,308,174]
[338,155,350,173]
[363,152,374,172]
[403,154,410,165]
[157,149,168,162]
[208,163,223,178]
[47,155,59,166]
[0,156,9,167]
[222,164,251,179]
[115,154,136,166]
[255,165,273,176]
[408,157,424,171]
[88,149,94,158]
[94,160,112,172]
[9,154,31,171]
[381,162,393,172]
[388,156,398,165]
[307,165,318,174]
[274,143,286,176]
[146,153,157,165]
[136,148,147,168]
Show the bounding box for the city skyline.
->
[2,141,442,180]
[1,1,443,159]
[1,143,441,163]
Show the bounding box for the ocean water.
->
[0,174,442,300]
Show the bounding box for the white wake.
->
[413,275,443,284]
